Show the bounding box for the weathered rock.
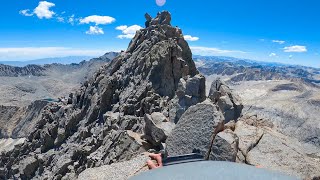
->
[224,120,236,131]
[19,156,40,179]
[209,78,243,122]
[169,74,206,123]
[246,132,320,179]
[144,113,175,145]
[166,100,225,159]
[234,120,264,156]
[209,129,239,161]
[0,138,25,153]
[78,154,150,180]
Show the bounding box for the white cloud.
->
[33,1,55,19]
[57,17,64,22]
[116,25,143,39]
[184,35,199,41]
[115,25,128,31]
[86,26,104,35]
[0,47,118,61]
[269,53,277,57]
[117,34,136,39]
[272,40,285,44]
[283,45,307,53]
[68,15,75,25]
[190,46,247,55]
[80,15,115,25]
[19,9,33,16]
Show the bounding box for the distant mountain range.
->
[0,56,93,67]
[193,55,320,85]
[192,55,315,68]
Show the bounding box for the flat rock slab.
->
[166,101,224,158]
[247,132,320,179]
[78,154,150,180]
[234,121,264,155]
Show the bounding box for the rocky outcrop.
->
[0,105,19,138]
[0,101,48,138]
[209,79,243,122]
[234,117,320,179]
[0,138,26,154]
[144,112,175,145]
[0,11,205,179]
[78,153,150,180]
[166,100,238,161]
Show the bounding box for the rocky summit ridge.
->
[0,11,206,179]
[0,11,319,180]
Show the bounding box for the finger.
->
[153,154,163,167]
[149,153,163,167]
[147,160,157,169]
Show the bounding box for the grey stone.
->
[19,156,39,179]
[209,78,243,122]
[169,74,206,123]
[234,120,264,156]
[166,100,224,158]
[78,154,150,180]
[144,113,175,145]
[247,132,320,178]
[209,129,239,161]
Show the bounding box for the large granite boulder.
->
[166,100,238,161]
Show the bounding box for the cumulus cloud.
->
[116,25,143,39]
[19,9,33,16]
[272,40,285,44]
[86,26,104,35]
[0,47,118,61]
[184,35,199,41]
[190,46,247,55]
[283,45,307,53]
[80,15,115,25]
[269,53,277,57]
[34,1,55,19]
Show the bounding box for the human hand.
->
[147,153,163,169]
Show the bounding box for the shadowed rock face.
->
[0,11,205,179]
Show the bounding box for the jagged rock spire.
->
[145,11,172,27]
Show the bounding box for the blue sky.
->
[0,0,319,67]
